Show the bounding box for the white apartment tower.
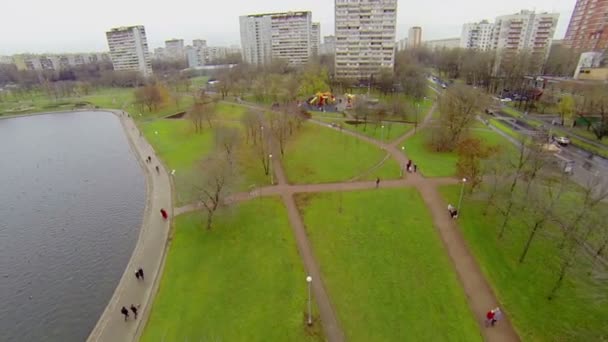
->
[240,11,313,66]
[460,20,495,50]
[165,39,185,60]
[106,26,152,77]
[311,22,321,56]
[334,0,398,79]
[408,26,422,48]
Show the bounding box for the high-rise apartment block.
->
[334,0,398,79]
[408,26,422,48]
[105,25,152,77]
[320,35,336,55]
[460,20,495,50]
[165,39,185,59]
[9,53,110,71]
[492,10,558,53]
[240,11,314,66]
[311,22,321,56]
[563,0,608,51]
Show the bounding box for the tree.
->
[187,96,217,133]
[298,65,330,98]
[558,95,575,126]
[134,83,168,112]
[194,151,237,230]
[376,68,395,95]
[433,84,487,151]
[214,126,241,164]
[542,45,579,77]
[455,137,499,190]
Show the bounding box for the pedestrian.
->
[160,208,168,220]
[134,270,140,280]
[406,160,412,172]
[485,309,495,327]
[121,306,129,321]
[138,268,144,280]
[376,177,380,188]
[413,164,417,173]
[130,304,139,319]
[492,307,502,326]
[155,166,160,174]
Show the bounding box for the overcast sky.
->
[1,0,575,55]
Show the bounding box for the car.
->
[500,98,512,103]
[555,136,570,146]
[441,83,447,89]
[484,108,495,115]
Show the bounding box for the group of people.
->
[406,160,417,173]
[447,204,458,219]
[486,307,503,327]
[119,267,146,321]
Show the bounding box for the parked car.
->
[500,98,512,103]
[555,136,571,146]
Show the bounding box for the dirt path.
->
[177,100,520,341]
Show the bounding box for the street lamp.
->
[306,276,313,326]
[381,124,385,141]
[415,103,420,133]
[269,154,273,185]
[457,178,467,215]
[400,146,406,177]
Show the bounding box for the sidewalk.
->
[87,111,172,342]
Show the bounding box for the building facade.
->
[425,38,461,49]
[335,0,398,79]
[165,39,185,59]
[320,35,336,55]
[240,11,313,66]
[492,10,559,73]
[460,20,495,50]
[408,26,422,48]
[563,0,608,51]
[311,22,321,56]
[106,25,152,77]
[10,53,110,71]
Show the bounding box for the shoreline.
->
[1,109,174,342]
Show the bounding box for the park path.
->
[87,111,172,342]
[204,99,521,342]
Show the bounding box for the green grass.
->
[283,123,401,183]
[488,118,522,141]
[502,105,523,118]
[216,102,246,121]
[143,118,269,204]
[440,185,608,341]
[316,117,414,142]
[141,198,322,342]
[190,75,210,89]
[402,128,515,177]
[297,189,482,342]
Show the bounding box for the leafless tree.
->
[214,126,241,165]
[194,151,237,230]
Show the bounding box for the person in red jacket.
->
[485,310,495,327]
[160,208,168,220]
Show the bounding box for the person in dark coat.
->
[130,304,139,319]
[121,306,129,321]
[138,268,144,280]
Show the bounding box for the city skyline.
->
[1,0,575,55]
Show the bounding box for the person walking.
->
[138,268,144,280]
[134,270,140,280]
[130,304,139,319]
[155,166,160,174]
[375,177,380,188]
[121,306,130,321]
[160,208,168,220]
[485,309,495,327]
[492,307,502,326]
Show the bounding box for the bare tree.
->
[433,84,487,151]
[194,151,237,230]
[214,126,241,164]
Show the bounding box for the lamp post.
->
[381,124,385,141]
[269,154,273,185]
[415,103,420,133]
[306,276,313,326]
[401,146,405,177]
[457,178,467,214]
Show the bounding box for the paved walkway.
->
[87,111,172,342]
[183,100,520,342]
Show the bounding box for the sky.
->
[0,0,576,55]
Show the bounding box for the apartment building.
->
[396,37,408,51]
[408,26,422,48]
[425,38,461,49]
[460,20,495,50]
[11,53,110,71]
[240,11,314,66]
[165,39,185,59]
[311,22,321,56]
[563,0,608,51]
[105,25,152,77]
[334,0,398,79]
[320,35,336,55]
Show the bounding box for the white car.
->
[500,98,513,103]
[555,136,570,146]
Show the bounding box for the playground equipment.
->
[308,92,336,106]
[345,93,355,108]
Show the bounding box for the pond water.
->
[0,111,145,342]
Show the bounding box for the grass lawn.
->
[141,198,322,342]
[346,121,413,142]
[402,128,515,177]
[440,185,608,341]
[216,102,246,121]
[283,123,401,183]
[296,189,482,342]
[189,75,210,90]
[143,118,269,204]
